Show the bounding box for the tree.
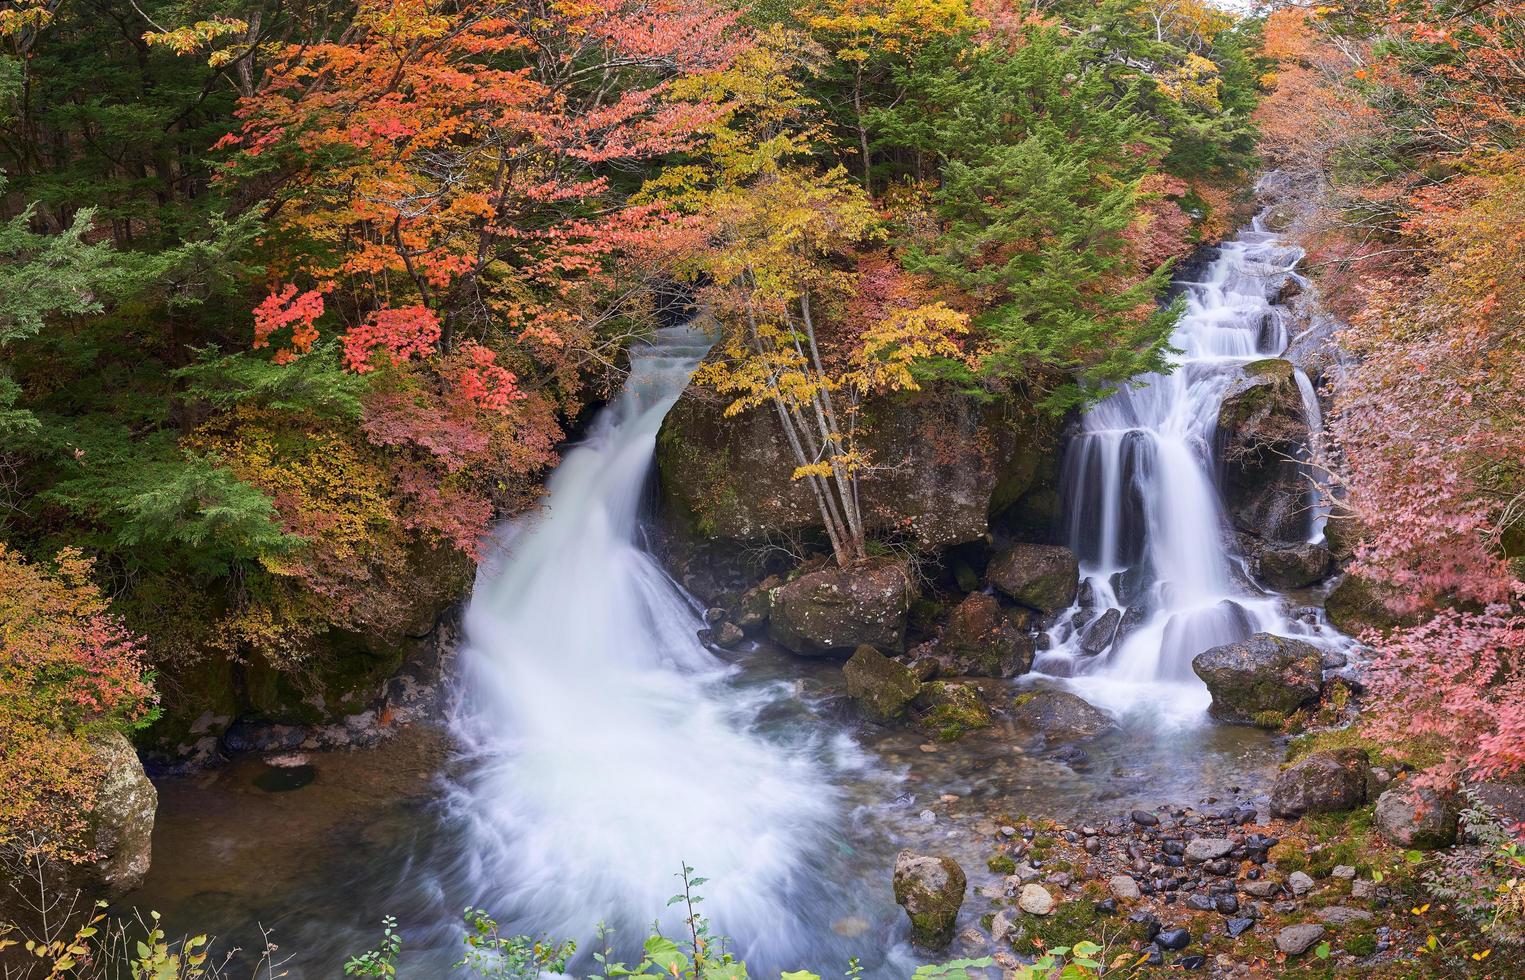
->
[652,31,971,565]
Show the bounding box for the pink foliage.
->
[342,306,443,373]
[361,390,490,473]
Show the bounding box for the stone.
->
[990,910,1017,944]
[1318,906,1374,927]
[1241,880,1282,898]
[1183,838,1236,863]
[1374,786,1459,850]
[1178,954,1207,970]
[1192,633,1323,726]
[1078,608,1122,656]
[915,682,992,741]
[1351,879,1377,900]
[1324,573,1420,638]
[1109,875,1142,901]
[708,621,744,647]
[1276,924,1326,956]
[986,544,1079,614]
[892,850,967,949]
[1131,810,1160,827]
[1225,917,1256,938]
[1250,541,1334,590]
[732,576,780,632]
[1214,894,1240,915]
[842,646,922,723]
[769,559,914,656]
[1332,865,1356,880]
[1217,358,1315,545]
[927,593,1035,678]
[1011,689,1117,741]
[656,384,1060,550]
[1288,871,1315,896]
[1156,928,1192,951]
[1018,884,1055,916]
[1270,749,1371,818]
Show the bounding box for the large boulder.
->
[1324,574,1420,637]
[1246,540,1334,590]
[1374,786,1459,850]
[1217,359,1314,548]
[656,385,1060,550]
[769,559,914,656]
[843,646,922,723]
[1011,689,1117,741]
[892,850,967,949]
[1192,633,1324,726]
[923,593,1034,678]
[2,734,156,930]
[1270,748,1370,818]
[987,544,1079,614]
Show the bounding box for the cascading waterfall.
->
[444,325,848,966]
[1038,217,1342,719]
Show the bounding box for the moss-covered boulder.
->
[923,592,1035,678]
[892,850,967,949]
[843,645,922,723]
[1247,540,1334,590]
[1324,574,1419,637]
[769,558,913,656]
[1192,633,1324,727]
[915,681,992,741]
[1011,689,1117,741]
[655,384,1060,550]
[1374,786,1458,849]
[1217,358,1314,547]
[987,544,1079,614]
[1270,748,1370,818]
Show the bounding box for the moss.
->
[917,682,992,742]
[988,855,1017,875]
[1269,839,1309,873]
[1344,932,1377,957]
[1244,357,1295,381]
[1011,691,1038,709]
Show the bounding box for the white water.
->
[1040,218,1346,721]
[446,325,846,964]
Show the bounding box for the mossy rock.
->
[1324,574,1420,637]
[916,681,992,741]
[842,645,922,723]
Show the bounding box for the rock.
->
[732,576,780,632]
[1324,573,1420,637]
[656,384,1060,550]
[1078,608,1122,656]
[1332,865,1356,880]
[990,910,1017,944]
[1351,880,1377,900]
[2,733,157,928]
[1226,917,1255,938]
[1270,749,1370,818]
[1319,906,1374,927]
[1276,924,1326,956]
[1192,633,1323,727]
[986,544,1079,614]
[1131,810,1160,827]
[1288,871,1315,896]
[1178,953,1207,970]
[892,850,967,949]
[1183,838,1236,864]
[1242,880,1281,898]
[842,646,922,723]
[1251,541,1334,590]
[1018,884,1055,916]
[1374,786,1459,849]
[1156,928,1192,951]
[1011,689,1116,741]
[1217,359,1315,544]
[926,593,1035,678]
[769,559,914,656]
[915,682,992,741]
[706,621,744,647]
[1109,875,1142,901]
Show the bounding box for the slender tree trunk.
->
[854,65,871,191]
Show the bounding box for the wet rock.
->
[1270,749,1370,818]
[701,621,744,648]
[990,910,1017,944]
[732,576,780,632]
[925,593,1035,678]
[1131,810,1161,827]
[842,646,922,723]
[1109,875,1142,901]
[1217,359,1314,544]
[1011,689,1116,741]
[1276,924,1326,956]
[1251,541,1334,590]
[1078,608,1122,656]
[892,850,967,949]
[1192,633,1323,727]
[986,544,1079,614]
[1018,884,1055,916]
[1325,573,1421,637]
[1183,838,1235,863]
[915,682,992,741]
[1374,786,1459,849]
[769,559,913,656]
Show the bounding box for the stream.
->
[128,216,1351,976]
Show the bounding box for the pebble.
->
[1241,880,1281,898]
[1225,917,1256,938]
[1332,864,1356,880]
[1288,871,1315,896]
[1184,837,1235,863]
[1018,884,1055,916]
[1186,893,1215,912]
[1157,927,1191,951]
[1139,945,1164,966]
[1131,810,1160,826]
[919,809,936,824]
[1214,894,1240,915]
[1351,879,1377,900]
[1276,923,1326,956]
[1178,954,1206,970]
[990,910,1016,943]
[1108,874,1142,901]
[1000,825,1018,837]
[1319,906,1374,927]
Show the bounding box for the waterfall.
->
[444,325,844,965]
[1039,218,1340,721]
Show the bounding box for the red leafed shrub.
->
[252,284,326,365]
[342,306,443,373]
[0,545,157,862]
